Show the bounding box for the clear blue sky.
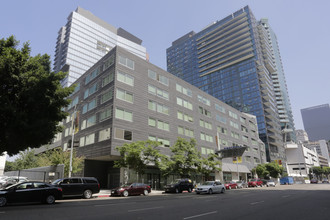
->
[1,0,330,130]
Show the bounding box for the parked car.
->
[51,177,100,199]
[10,176,29,184]
[195,181,225,194]
[0,181,62,207]
[0,177,17,189]
[164,179,194,193]
[310,179,318,184]
[266,180,276,187]
[225,181,238,189]
[322,179,329,184]
[248,178,263,187]
[236,180,248,188]
[111,183,151,197]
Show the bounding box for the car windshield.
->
[170,179,182,184]
[202,181,214,185]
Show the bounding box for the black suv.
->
[164,179,194,193]
[51,177,100,199]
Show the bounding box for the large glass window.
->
[99,128,111,142]
[114,128,132,141]
[102,70,114,87]
[115,108,133,122]
[148,100,169,115]
[101,90,113,104]
[84,83,98,99]
[148,69,169,86]
[148,85,169,100]
[177,97,193,110]
[86,115,96,128]
[118,55,134,70]
[99,107,112,122]
[215,103,226,113]
[117,71,134,86]
[177,111,194,123]
[116,88,133,103]
[82,99,96,114]
[176,84,192,97]
[199,106,211,117]
[85,133,95,145]
[104,55,114,70]
[197,95,210,106]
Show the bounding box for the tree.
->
[168,138,200,178]
[312,166,323,180]
[255,164,269,178]
[198,153,222,181]
[3,147,84,177]
[0,36,74,155]
[114,140,163,176]
[265,162,284,178]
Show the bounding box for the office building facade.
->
[166,6,292,163]
[301,104,330,141]
[54,7,147,87]
[47,46,266,188]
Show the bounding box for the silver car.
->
[195,181,225,194]
[266,180,276,187]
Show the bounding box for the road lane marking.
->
[183,211,217,219]
[250,201,265,205]
[282,195,291,198]
[0,212,5,214]
[128,206,164,212]
[95,202,136,207]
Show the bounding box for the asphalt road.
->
[1,184,329,220]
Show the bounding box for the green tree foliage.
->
[114,140,163,175]
[311,166,324,179]
[255,162,284,178]
[0,36,74,155]
[4,148,84,177]
[198,153,222,180]
[256,164,269,178]
[168,138,201,178]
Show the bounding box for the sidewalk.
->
[94,189,164,198]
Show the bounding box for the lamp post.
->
[68,104,78,178]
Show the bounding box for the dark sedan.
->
[111,183,151,197]
[0,181,62,207]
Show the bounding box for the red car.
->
[225,181,238,189]
[111,183,151,197]
[248,178,263,187]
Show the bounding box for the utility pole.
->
[69,105,77,178]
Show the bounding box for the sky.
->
[1,0,330,131]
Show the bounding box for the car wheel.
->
[0,197,7,207]
[229,186,231,190]
[45,195,56,204]
[83,189,93,199]
[208,189,213,194]
[122,190,129,197]
[143,189,149,196]
[221,188,225,193]
[188,187,192,193]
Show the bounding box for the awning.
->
[222,163,250,173]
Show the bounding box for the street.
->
[0,184,329,220]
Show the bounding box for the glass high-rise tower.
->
[54,7,147,87]
[167,6,294,162]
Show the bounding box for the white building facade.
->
[54,7,147,87]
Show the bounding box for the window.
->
[177,111,193,123]
[176,84,192,97]
[242,135,249,143]
[115,108,133,122]
[79,137,85,147]
[82,99,96,114]
[86,115,96,128]
[85,133,95,145]
[99,107,112,122]
[117,71,134,86]
[215,103,226,113]
[148,100,169,115]
[177,97,193,110]
[251,139,258,146]
[102,71,114,87]
[115,128,132,141]
[116,88,133,103]
[148,85,169,100]
[229,111,238,119]
[178,126,194,137]
[118,55,134,70]
[231,131,240,139]
[148,136,170,147]
[241,125,248,133]
[197,95,210,106]
[101,90,113,104]
[249,121,257,129]
[99,128,110,142]
[230,121,239,129]
[148,70,169,86]
[72,83,80,94]
[240,117,246,123]
[200,119,212,130]
[201,147,215,155]
[199,106,211,117]
[84,83,98,99]
[148,117,169,131]
[200,132,213,142]
[103,55,114,69]
[216,114,226,124]
[217,126,227,135]
[85,66,101,85]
